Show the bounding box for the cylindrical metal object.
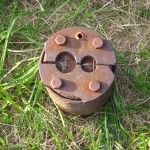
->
[39,27,117,116]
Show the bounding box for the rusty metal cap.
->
[39,26,116,116]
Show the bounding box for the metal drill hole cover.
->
[81,56,96,72]
[39,26,117,116]
[56,52,76,73]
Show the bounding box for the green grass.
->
[0,0,150,149]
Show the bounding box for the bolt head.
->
[55,35,66,45]
[51,78,62,89]
[89,81,100,92]
[92,38,103,48]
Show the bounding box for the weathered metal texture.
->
[39,27,116,116]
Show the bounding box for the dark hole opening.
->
[81,56,96,72]
[109,65,116,73]
[78,33,83,39]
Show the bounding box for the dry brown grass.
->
[0,0,150,149]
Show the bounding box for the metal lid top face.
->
[39,27,116,103]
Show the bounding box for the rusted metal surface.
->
[39,27,116,116]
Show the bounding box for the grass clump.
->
[0,0,150,150]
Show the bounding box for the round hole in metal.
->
[81,56,96,72]
[56,52,76,73]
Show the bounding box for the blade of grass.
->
[0,18,16,76]
[2,61,38,89]
[104,113,111,150]
[0,84,24,113]
[47,0,69,21]
[30,107,61,150]
[0,58,26,82]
